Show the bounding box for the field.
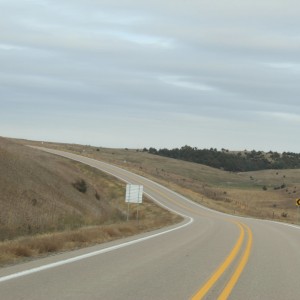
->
[22,140,300,225]
[0,138,181,266]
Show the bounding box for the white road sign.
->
[125,184,143,203]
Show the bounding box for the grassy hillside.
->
[22,140,300,225]
[0,138,181,266]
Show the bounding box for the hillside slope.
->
[0,138,123,240]
[0,138,181,265]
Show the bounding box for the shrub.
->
[72,179,87,193]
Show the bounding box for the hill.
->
[0,138,180,265]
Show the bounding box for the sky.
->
[1,0,300,152]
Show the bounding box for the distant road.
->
[1,147,300,299]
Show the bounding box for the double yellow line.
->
[143,185,253,300]
[191,221,253,300]
[114,175,253,300]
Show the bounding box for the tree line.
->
[143,146,300,172]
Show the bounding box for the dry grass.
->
[0,137,182,266]
[22,140,300,225]
[0,213,181,267]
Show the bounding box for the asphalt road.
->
[1,147,300,299]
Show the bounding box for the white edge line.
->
[0,212,193,283]
[0,148,193,283]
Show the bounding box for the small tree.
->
[148,147,158,154]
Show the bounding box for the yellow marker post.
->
[296,199,300,224]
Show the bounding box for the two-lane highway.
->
[1,147,300,299]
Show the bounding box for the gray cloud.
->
[1,0,300,152]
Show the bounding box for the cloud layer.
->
[1,0,300,151]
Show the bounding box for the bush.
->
[72,179,87,193]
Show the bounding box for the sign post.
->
[125,184,143,222]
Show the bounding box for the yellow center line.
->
[217,223,253,300]
[191,222,244,300]
[126,179,253,300]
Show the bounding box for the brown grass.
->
[0,214,181,267]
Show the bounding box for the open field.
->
[21,139,300,225]
[0,138,181,266]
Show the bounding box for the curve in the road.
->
[26,147,252,299]
[4,147,300,299]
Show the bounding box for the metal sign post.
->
[127,202,130,222]
[136,202,139,224]
[125,184,143,221]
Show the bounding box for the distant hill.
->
[145,146,300,172]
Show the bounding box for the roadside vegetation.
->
[22,140,300,227]
[146,145,300,171]
[0,138,181,266]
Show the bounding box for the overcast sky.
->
[1,1,300,152]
